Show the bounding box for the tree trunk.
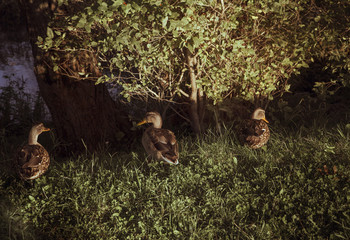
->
[20,0,132,152]
[185,48,202,135]
[198,87,205,131]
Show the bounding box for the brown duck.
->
[239,108,270,149]
[137,112,179,165]
[15,123,51,180]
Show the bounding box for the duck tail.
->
[161,154,179,165]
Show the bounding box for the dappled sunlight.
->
[1,0,350,239]
[2,124,350,239]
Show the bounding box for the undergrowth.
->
[1,124,349,240]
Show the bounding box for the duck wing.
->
[15,145,50,180]
[146,128,179,164]
[240,120,270,149]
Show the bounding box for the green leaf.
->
[77,17,87,28]
[47,27,54,39]
[162,16,168,28]
[281,57,292,66]
[314,16,321,22]
[233,157,238,165]
[85,24,91,33]
[98,2,108,12]
[192,36,201,48]
[28,195,35,201]
[112,0,124,7]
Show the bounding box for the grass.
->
[1,123,350,240]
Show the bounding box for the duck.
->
[137,112,179,165]
[239,108,270,149]
[15,123,51,180]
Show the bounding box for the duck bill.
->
[262,118,269,124]
[137,120,147,126]
[42,127,51,132]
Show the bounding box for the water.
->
[0,36,38,93]
[0,31,51,123]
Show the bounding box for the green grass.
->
[1,124,350,239]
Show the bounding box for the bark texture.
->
[20,0,132,152]
[185,48,203,135]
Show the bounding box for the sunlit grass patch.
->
[1,125,350,239]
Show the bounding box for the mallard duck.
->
[15,123,51,180]
[239,108,270,149]
[137,112,179,165]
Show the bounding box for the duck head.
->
[137,112,163,128]
[28,123,51,145]
[252,108,269,123]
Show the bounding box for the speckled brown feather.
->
[142,127,179,164]
[15,144,50,180]
[240,119,270,149]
